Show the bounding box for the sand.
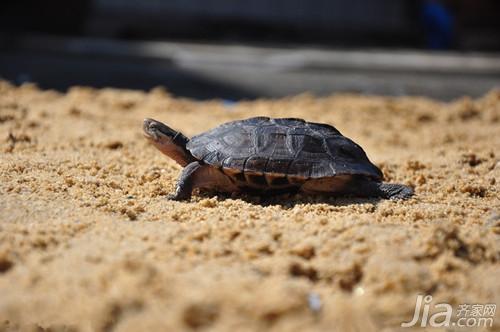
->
[0,80,499,331]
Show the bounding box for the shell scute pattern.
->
[187,117,382,181]
[244,156,268,174]
[306,121,342,135]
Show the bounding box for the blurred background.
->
[1,0,499,100]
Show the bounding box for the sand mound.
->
[0,81,499,331]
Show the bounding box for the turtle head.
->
[143,118,195,166]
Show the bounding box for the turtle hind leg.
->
[340,177,414,200]
[377,183,414,200]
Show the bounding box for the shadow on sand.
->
[196,190,382,209]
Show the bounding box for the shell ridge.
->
[241,156,250,174]
[188,116,382,180]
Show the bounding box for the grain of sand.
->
[0,81,499,331]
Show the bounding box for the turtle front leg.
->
[169,161,239,201]
[169,161,203,200]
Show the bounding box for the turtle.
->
[143,117,413,201]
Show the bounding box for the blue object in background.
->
[421,0,454,49]
[222,99,237,110]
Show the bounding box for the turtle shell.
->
[187,117,383,182]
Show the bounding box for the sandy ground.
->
[0,80,499,331]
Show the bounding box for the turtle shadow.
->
[198,191,382,209]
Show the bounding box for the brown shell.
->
[187,117,382,184]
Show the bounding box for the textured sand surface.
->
[0,81,499,331]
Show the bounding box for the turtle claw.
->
[166,194,180,201]
[166,191,191,201]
